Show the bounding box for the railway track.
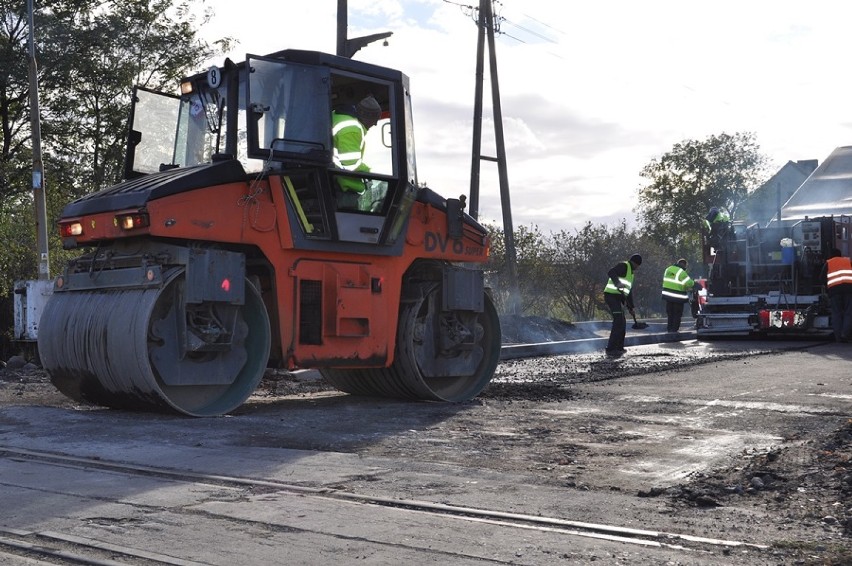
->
[2,338,845,564]
[0,528,197,565]
[0,447,769,565]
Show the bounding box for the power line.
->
[442,0,476,7]
[520,12,567,37]
[442,0,478,23]
[444,0,563,48]
[499,30,526,44]
[500,19,554,44]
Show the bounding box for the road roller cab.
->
[39,49,501,416]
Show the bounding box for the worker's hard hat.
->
[357,96,382,120]
[677,258,687,266]
[629,253,642,266]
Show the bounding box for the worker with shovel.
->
[604,254,643,357]
[661,258,696,332]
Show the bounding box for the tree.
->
[485,223,557,316]
[38,0,234,194]
[550,221,648,320]
[0,1,232,281]
[485,221,677,322]
[0,1,231,353]
[636,132,769,257]
[0,3,33,205]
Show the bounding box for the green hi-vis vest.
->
[661,264,694,302]
[604,261,634,296]
[332,111,368,194]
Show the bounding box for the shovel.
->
[631,311,649,329]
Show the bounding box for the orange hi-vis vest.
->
[826,256,852,289]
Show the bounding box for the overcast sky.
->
[198,0,852,233]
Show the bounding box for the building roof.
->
[741,159,817,225]
[781,146,852,221]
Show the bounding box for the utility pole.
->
[469,0,519,313]
[336,0,392,58]
[27,0,49,280]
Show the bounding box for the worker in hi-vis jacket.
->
[603,254,642,357]
[661,258,695,332]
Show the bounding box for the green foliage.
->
[487,133,769,322]
[37,0,232,193]
[0,1,230,297]
[486,223,558,316]
[636,132,769,257]
[485,220,702,321]
[0,3,34,201]
[551,220,638,320]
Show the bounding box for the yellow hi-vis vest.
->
[604,261,634,297]
[827,256,852,289]
[661,264,694,302]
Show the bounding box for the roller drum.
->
[38,271,271,416]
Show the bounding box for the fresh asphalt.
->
[500,319,692,360]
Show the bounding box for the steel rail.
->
[0,446,770,556]
[0,544,62,565]
[0,527,187,566]
[0,526,208,565]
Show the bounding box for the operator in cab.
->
[331,95,382,209]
